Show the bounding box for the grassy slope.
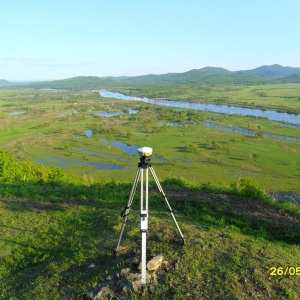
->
[0,151,300,299]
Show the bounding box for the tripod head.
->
[137,147,153,157]
[138,147,153,167]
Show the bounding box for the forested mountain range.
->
[3,64,300,89]
[122,64,300,83]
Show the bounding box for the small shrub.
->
[231,178,265,199]
[188,143,200,154]
[163,176,188,187]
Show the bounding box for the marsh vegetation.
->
[0,86,299,194]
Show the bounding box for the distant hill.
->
[24,64,300,89]
[193,74,270,85]
[119,64,299,84]
[123,67,233,84]
[275,73,300,83]
[0,79,12,87]
[235,64,300,79]
[186,66,232,77]
[27,76,117,90]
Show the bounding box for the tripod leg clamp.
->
[140,211,148,232]
[121,206,131,218]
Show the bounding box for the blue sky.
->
[1,0,299,81]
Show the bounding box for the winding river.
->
[100,91,300,125]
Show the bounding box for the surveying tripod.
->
[113,147,184,286]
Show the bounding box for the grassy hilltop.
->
[0,150,300,299]
[0,75,300,298]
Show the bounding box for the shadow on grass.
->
[174,146,187,153]
[0,179,186,299]
[159,187,300,246]
[0,180,136,299]
[1,179,299,299]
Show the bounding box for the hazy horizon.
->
[3,63,300,83]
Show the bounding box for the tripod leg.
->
[113,167,141,257]
[140,167,149,286]
[149,166,185,243]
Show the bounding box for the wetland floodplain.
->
[0,87,299,197]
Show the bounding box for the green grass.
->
[0,192,122,299]
[0,155,299,299]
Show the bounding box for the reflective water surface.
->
[100,91,300,124]
[37,155,124,170]
[93,109,138,117]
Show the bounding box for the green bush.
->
[163,176,189,187]
[231,177,265,199]
[0,149,80,185]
